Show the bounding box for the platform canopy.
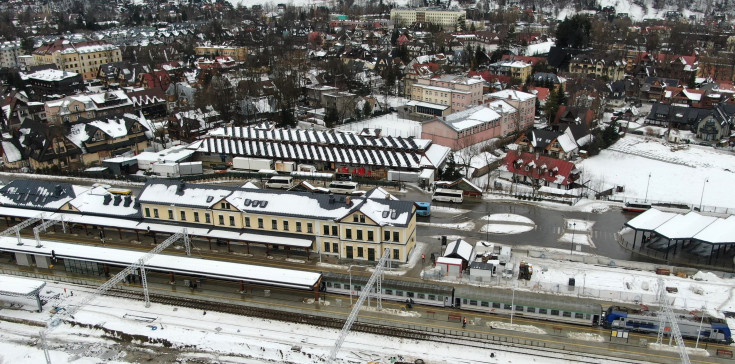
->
[0,275,46,297]
[693,215,735,245]
[655,211,718,240]
[624,208,677,231]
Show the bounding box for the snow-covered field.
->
[336,113,421,138]
[578,135,735,209]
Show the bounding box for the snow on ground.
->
[553,0,705,22]
[417,221,475,231]
[0,281,588,364]
[557,232,595,247]
[336,113,420,138]
[430,205,471,214]
[648,342,710,357]
[578,135,735,209]
[484,213,534,225]
[487,321,547,335]
[513,257,735,314]
[567,332,605,342]
[564,219,594,232]
[481,223,535,234]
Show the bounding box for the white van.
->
[265,176,294,190]
[328,181,358,194]
[432,188,464,203]
[501,263,515,279]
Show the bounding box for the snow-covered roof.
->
[488,89,535,102]
[443,105,501,132]
[139,182,232,209]
[444,238,474,261]
[655,211,718,239]
[25,69,79,81]
[1,141,22,163]
[693,215,735,244]
[1,236,320,290]
[0,275,45,296]
[556,133,578,153]
[436,256,463,265]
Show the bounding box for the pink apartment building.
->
[408,75,484,116]
[486,89,536,134]
[421,100,518,150]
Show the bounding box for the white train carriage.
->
[321,272,453,307]
[454,286,602,326]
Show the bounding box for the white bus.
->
[265,176,294,190]
[328,181,359,194]
[432,188,464,203]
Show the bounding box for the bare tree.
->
[454,134,480,178]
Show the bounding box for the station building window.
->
[307,223,313,233]
[153,209,159,218]
[168,210,173,220]
[296,221,302,232]
[324,242,330,252]
[393,248,399,259]
[180,211,186,221]
[271,219,277,230]
[145,208,150,217]
[283,220,289,231]
[258,218,264,229]
[205,214,211,224]
[357,247,363,257]
[245,217,250,227]
[229,216,235,226]
[368,231,373,241]
[193,212,199,222]
[218,215,224,225]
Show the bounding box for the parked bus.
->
[328,181,358,194]
[416,202,431,217]
[107,188,133,196]
[265,176,294,190]
[432,188,463,203]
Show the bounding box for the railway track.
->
[102,288,647,364]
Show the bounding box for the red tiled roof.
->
[504,151,576,186]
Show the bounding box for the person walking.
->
[462,317,467,328]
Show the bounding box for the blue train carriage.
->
[603,306,732,343]
[321,272,454,307]
[453,286,602,326]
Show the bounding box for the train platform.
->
[0,261,731,364]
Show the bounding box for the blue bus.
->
[416,202,431,217]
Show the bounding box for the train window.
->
[562,311,572,317]
[515,305,523,311]
[428,295,436,300]
[526,307,535,313]
[469,300,477,305]
[539,308,548,314]
[385,289,393,295]
[481,302,489,307]
[396,290,403,296]
[575,313,584,319]
[407,292,414,298]
[334,283,341,289]
[326,282,332,288]
[417,293,425,299]
[492,302,501,309]
[551,309,560,316]
[504,304,512,310]
[355,286,362,291]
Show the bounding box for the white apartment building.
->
[390,8,466,29]
[0,41,21,68]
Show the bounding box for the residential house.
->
[568,55,625,81]
[488,60,533,83]
[66,113,152,166]
[503,150,579,189]
[44,90,133,124]
[513,128,578,160]
[695,103,735,142]
[10,120,83,170]
[645,103,711,129]
[127,88,167,119]
[32,39,123,80]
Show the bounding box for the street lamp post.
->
[347,265,358,306]
[644,173,651,203]
[699,178,709,211]
[510,286,516,326]
[570,222,576,255]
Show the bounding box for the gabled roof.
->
[444,238,474,261]
[0,180,80,211]
[504,151,577,186]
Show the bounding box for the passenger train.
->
[604,306,731,342]
[320,272,732,343]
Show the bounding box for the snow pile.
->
[481,223,535,234]
[360,305,422,318]
[483,213,534,225]
[417,221,475,231]
[567,332,605,342]
[648,343,710,357]
[487,321,547,334]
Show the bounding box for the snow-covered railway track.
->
[98,288,645,364]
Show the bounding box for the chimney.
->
[54,185,63,196]
[385,193,391,200]
[176,181,186,195]
[346,196,352,205]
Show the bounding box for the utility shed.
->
[0,275,46,312]
[443,238,474,270]
[436,257,463,280]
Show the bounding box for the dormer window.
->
[93,131,105,141]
